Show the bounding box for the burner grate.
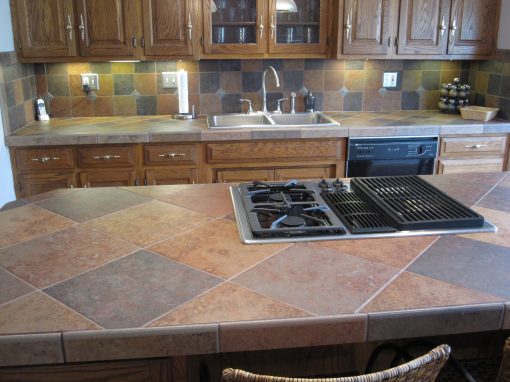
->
[351,175,484,230]
[322,192,396,234]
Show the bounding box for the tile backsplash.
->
[34,59,470,118]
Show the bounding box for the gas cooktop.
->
[230,176,497,244]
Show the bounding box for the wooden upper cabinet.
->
[12,0,77,58]
[75,0,139,56]
[142,0,193,56]
[398,0,450,55]
[448,0,495,55]
[342,0,397,55]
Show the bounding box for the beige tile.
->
[304,70,324,91]
[114,95,137,116]
[121,184,195,200]
[0,268,35,305]
[324,70,343,91]
[134,73,157,96]
[403,70,422,91]
[0,333,64,367]
[220,72,242,94]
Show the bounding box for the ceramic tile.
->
[36,188,151,223]
[149,219,288,278]
[164,183,233,218]
[251,129,301,140]
[0,333,64,367]
[478,183,510,213]
[220,315,366,352]
[0,292,100,334]
[64,325,218,363]
[233,243,398,315]
[150,282,309,326]
[362,272,503,313]
[121,184,195,200]
[0,225,138,288]
[461,206,510,248]
[44,251,221,328]
[315,236,437,269]
[0,268,35,305]
[409,236,510,300]
[367,304,504,342]
[0,199,28,211]
[0,205,74,249]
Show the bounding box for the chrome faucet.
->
[262,66,280,113]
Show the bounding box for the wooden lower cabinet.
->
[19,172,76,197]
[79,170,138,188]
[275,166,335,181]
[214,166,336,183]
[215,168,275,183]
[437,158,505,174]
[145,168,198,185]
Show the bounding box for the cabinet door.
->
[203,0,266,54]
[145,168,198,185]
[142,0,193,56]
[342,0,397,55]
[79,170,137,187]
[215,169,274,183]
[268,0,330,55]
[398,0,450,55]
[275,166,334,181]
[437,158,504,174]
[75,0,139,56]
[13,0,77,58]
[448,0,495,55]
[19,172,76,198]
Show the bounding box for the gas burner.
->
[251,189,316,203]
[254,204,332,230]
[247,180,307,194]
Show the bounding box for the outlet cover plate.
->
[383,72,398,88]
[81,73,99,90]
[162,72,179,88]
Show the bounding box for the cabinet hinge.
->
[200,36,204,47]
[141,37,145,48]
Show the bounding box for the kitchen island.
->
[0,173,510,376]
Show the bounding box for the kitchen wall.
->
[34,59,469,117]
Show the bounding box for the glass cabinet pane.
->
[275,0,321,44]
[210,0,258,44]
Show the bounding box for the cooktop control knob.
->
[318,179,328,190]
[416,145,427,155]
[333,178,344,190]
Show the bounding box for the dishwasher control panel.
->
[348,137,438,160]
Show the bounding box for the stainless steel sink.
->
[207,112,340,129]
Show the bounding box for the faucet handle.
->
[290,92,297,114]
[275,98,288,114]
[240,98,254,114]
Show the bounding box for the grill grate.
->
[350,175,485,230]
[322,192,396,234]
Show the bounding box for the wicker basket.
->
[460,106,499,121]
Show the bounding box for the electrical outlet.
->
[81,73,99,90]
[162,72,179,88]
[383,72,398,88]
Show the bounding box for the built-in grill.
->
[231,176,496,244]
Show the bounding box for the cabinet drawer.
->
[79,170,137,187]
[275,166,335,181]
[145,169,198,185]
[144,144,197,165]
[77,146,136,168]
[440,136,507,156]
[437,158,504,175]
[16,148,74,170]
[215,169,275,183]
[19,172,76,198]
[207,140,342,163]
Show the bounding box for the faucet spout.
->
[262,66,280,113]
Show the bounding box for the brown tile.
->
[402,70,422,91]
[233,243,398,315]
[0,205,74,249]
[94,96,115,116]
[120,184,195,200]
[241,60,262,72]
[324,60,344,71]
[97,74,113,96]
[149,219,288,279]
[69,74,83,96]
[0,268,34,305]
[66,62,91,75]
[324,70,343,91]
[0,292,100,334]
[324,91,343,111]
[111,62,134,74]
[365,60,386,70]
[157,94,179,115]
[363,91,382,112]
[164,183,233,218]
[304,70,324,91]
[37,188,151,223]
[283,60,304,70]
[462,206,510,248]
[420,90,439,110]
[363,272,503,313]
[382,91,402,111]
[13,79,24,104]
[315,236,437,269]
[220,315,366,352]
[364,70,383,91]
[441,61,461,71]
[86,200,210,247]
[220,72,242,94]
[0,333,64,367]
[440,70,461,85]
[35,75,48,97]
[23,100,35,124]
[45,251,221,328]
[0,225,138,288]
[71,96,94,117]
[476,71,489,94]
[199,93,221,115]
[114,95,137,116]
[134,73,157,96]
[50,96,71,117]
[177,60,199,72]
[188,94,200,114]
[150,282,309,326]
[344,70,364,91]
[188,72,199,94]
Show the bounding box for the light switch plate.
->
[162,72,179,88]
[383,72,398,88]
[81,73,99,90]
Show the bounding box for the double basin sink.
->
[207,112,340,129]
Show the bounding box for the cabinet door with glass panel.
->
[203,0,267,54]
[268,0,330,54]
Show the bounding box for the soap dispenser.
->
[305,91,315,113]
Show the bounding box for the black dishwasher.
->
[346,137,438,177]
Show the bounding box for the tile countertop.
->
[1,173,510,367]
[5,111,510,146]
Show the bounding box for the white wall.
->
[0,0,16,207]
[499,0,510,49]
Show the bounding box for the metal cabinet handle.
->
[31,156,60,163]
[345,13,352,44]
[78,14,86,41]
[240,98,253,114]
[187,13,193,42]
[258,15,264,39]
[439,16,446,37]
[92,155,121,160]
[449,18,457,44]
[271,14,275,40]
[464,144,488,149]
[66,14,73,41]
[158,153,186,159]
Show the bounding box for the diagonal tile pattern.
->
[0,226,138,288]
[86,200,211,247]
[149,219,289,278]
[44,250,222,328]
[233,243,399,315]
[461,206,510,248]
[120,184,195,201]
[0,268,35,305]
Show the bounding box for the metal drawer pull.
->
[464,144,488,149]
[31,157,60,163]
[92,155,121,160]
[79,14,86,41]
[158,153,186,159]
